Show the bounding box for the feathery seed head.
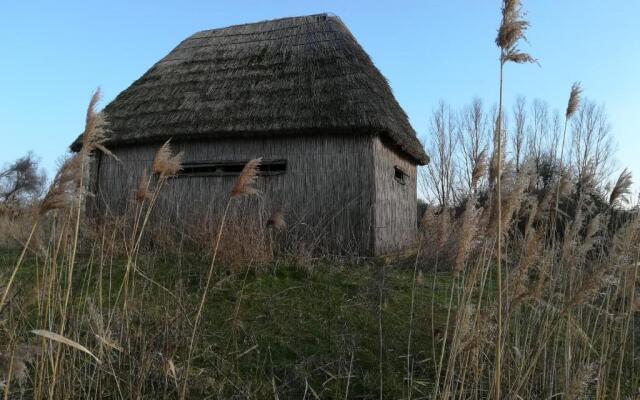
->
[454,195,478,275]
[267,208,286,230]
[231,158,262,198]
[471,150,488,189]
[135,169,151,203]
[581,214,603,253]
[152,140,183,178]
[558,171,572,199]
[609,168,633,206]
[81,88,116,160]
[496,0,526,49]
[566,82,582,119]
[496,0,536,65]
[39,155,82,215]
[419,206,435,231]
[0,353,27,384]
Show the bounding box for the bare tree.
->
[571,100,615,192]
[424,101,459,207]
[548,110,563,160]
[526,99,550,166]
[459,98,490,193]
[0,152,46,205]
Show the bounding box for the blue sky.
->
[1,1,639,184]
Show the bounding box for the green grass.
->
[0,249,455,398]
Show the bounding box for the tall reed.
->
[493,1,536,395]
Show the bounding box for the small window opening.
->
[177,159,287,178]
[394,166,407,185]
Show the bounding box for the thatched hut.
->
[72,14,428,255]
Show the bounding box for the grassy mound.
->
[0,250,455,398]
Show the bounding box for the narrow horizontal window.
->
[394,166,407,185]
[176,159,287,177]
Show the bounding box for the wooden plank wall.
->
[372,136,418,255]
[93,134,377,254]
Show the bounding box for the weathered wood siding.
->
[372,136,417,254]
[92,134,377,254]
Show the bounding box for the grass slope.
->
[0,249,454,398]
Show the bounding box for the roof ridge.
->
[192,13,334,37]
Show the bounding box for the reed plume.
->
[80,89,116,160]
[135,169,151,203]
[508,225,543,314]
[496,0,536,64]
[453,196,478,275]
[556,84,583,217]
[0,352,27,385]
[499,166,529,234]
[609,168,632,206]
[152,140,183,178]
[493,2,535,396]
[454,150,486,273]
[471,149,487,190]
[267,209,286,230]
[566,82,582,119]
[231,158,262,198]
[489,125,504,185]
[580,214,602,253]
[419,206,435,231]
[39,155,82,215]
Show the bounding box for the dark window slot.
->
[394,166,407,185]
[176,159,287,178]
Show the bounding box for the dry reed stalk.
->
[614,243,639,398]
[180,158,262,400]
[0,347,26,398]
[405,233,425,399]
[106,141,183,330]
[49,89,102,395]
[555,83,582,222]
[566,362,596,400]
[493,1,535,396]
[432,268,457,400]
[0,222,39,313]
[0,155,83,312]
[507,229,542,313]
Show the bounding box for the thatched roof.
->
[72,14,428,165]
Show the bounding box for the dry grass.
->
[1,95,638,399]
